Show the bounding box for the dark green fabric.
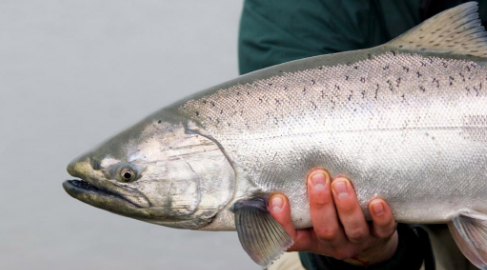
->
[239,0,423,74]
[238,0,487,75]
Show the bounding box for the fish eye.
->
[120,167,136,182]
[108,163,142,183]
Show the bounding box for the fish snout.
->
[66,160,77,177]
[67,156,92,179]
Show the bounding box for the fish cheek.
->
[137,162,201,216]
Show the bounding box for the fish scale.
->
[64,3,487,268]
[180,52,487,227]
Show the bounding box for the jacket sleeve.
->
[299,224,433,270]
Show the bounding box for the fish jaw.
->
[63,179,146,217]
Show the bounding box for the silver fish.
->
[63,2,487,268]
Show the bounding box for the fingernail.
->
[271,196,284,213]
[333,181,348,199]
[309,173,326,191]
[372,202,384,216]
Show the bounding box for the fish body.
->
[63,3,487,268]
[180,48,487,230]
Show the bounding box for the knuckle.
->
[347,228,368,242]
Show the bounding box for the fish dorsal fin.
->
[386,2,487,58]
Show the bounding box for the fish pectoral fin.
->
[232,197,293,269]
[385,2,487,58]
[448,210,487,269]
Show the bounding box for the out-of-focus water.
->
[0,1,259,269]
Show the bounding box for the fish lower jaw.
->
[66,179,118,196]
[62,179,141,208]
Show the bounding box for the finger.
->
[269,194,316,251]
[332,178,370,243]
[269,194,296,239]
[369,198,396,239]
[307,169,343,243]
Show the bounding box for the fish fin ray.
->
[448,210,487,269]
[385,2,487,58]
[232,197,293,269]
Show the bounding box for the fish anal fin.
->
[448,210,487,269]
[386,2,487,58]
[232,197,293,269]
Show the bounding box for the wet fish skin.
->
[180,49,487,230]
[63,2,487,268]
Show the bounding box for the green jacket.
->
[239,0,487,75]
[238,0,487,269]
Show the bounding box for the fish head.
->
[63,111,235,229]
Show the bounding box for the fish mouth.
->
[63,179,140,209]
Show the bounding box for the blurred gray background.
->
[0,1,261,269]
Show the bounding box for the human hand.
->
[269,168,398,266]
